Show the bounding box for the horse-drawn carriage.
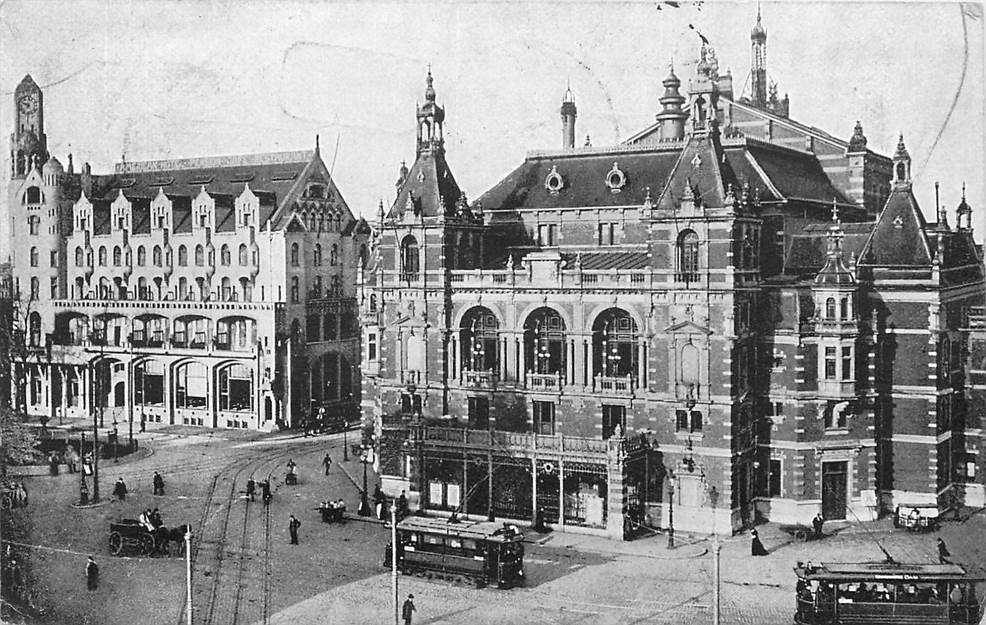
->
[108,519,187,557]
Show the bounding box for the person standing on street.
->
[938,538,951,564]
[751,528,769,556]
[812,513,824,539]
[86,556,99,591]
[398,490,408,519]
[323,453,332,476]
[113,478,128,502]
[153,472,165,496]
[402,593,416,625]
[288,515,301,545]
[246,478,256,502]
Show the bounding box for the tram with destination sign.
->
[385,516,526,589]
[794,561,983,625]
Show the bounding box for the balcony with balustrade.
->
[526,372,562,391]
[462,369,496,389]
[418,426,611,462]
[593,374,635,396]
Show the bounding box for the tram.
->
[386,516,526,589]
[794,561,984,625]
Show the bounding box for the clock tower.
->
[10,74,48,179]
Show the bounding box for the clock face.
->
[18,94,38,115]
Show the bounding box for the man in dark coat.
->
[153,472,165,496]
[398,490,408,519]
[86,556,99,591]
[262,480,271,506]
[812,513,824,539]
[938,538,951,564]
[323,453,333,476]
[113,478,128,501]
[288,515,301,545]
[246,478,256,502]
[402,593,416,625]
[751,529,768,556]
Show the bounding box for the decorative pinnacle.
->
[831,197,840,223]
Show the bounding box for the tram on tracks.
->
[386,516,526,589]
[794,561,984,625]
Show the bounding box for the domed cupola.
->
[847,121,867,153]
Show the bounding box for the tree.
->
[0,276,40,477]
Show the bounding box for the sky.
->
[0,0,983,248]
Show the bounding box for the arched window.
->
[359,244,368,269]
[134,360,165,405]
[330,244,338,266]
[152,245,163,267]
[75,247,84,267]
[400,235,419,281]
[592,308,638,378]
[137,246,146,266]
[677,230,699,282]
[680,343,700,387]
[113,246,122,266]
[524,307,566,377]
[178,245,188,266]
[323,313,337,340]
[839,298,849,319]
[291,243,299,267]
[178,277,188,300]
[240,278,252,302]
[291,276,299,303]
[220,244,231,266]
[221,277,232,301]
[218,363,253,411]
[30,277,39,300]
[98,246,107,266]
[30,247,38,267]
[195,245,204,266]
[825,298,836,319]
[239,244,248,266]
[369,294,377,312]
[28,312,41,346]
[313,275,322,297]
[314,244,322,266]
[460,307,499,372]
[175,362,208,409]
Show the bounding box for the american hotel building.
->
[364,14,985,538]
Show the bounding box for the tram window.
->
[449,538,462,549]
[461,539,477,552]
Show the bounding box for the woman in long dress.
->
[751,528,769,556]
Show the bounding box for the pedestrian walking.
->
[937,538,951,564]
[323,453,333,476]
[66,445,80,473]
[85,556,99,591]
[288,515,301,545]
[751,528,769,556]
[153,472,165,496]
[246,478,256,502]
[373,484,386,520]
[812,513,824,539]
[113,477,128,502]
[48,451,60,476]
[402,593,416,625]
[262,480,271,506]
[287,459,297,475]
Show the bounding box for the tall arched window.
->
[291,243,299,267]
[137,246,146,266]
[313,275,323,297]
[152,245,162,267]
[178,245,188,266]
[175,362,208,408]
[30,277,39,300]
[592,308,638,378]
[220,244,231,266]
[75,247,84,267]
[28,312,41,346]
[460,307,499,372]
[400,235,419,281]
[238,244,248,266]
[218,363,253,411]
[677,230,699,282]
[113,246,122,266]
[330,244,338,266]
[291,276,300,303]
[839,298,849,319]
[30,247,38,267]
[178,277,188,300]
[195,245,204,266]
[221,277,232,301]
[524,307,566,377]
[825,297,836,319]
[98,246,107,266]
[314,244,322,266]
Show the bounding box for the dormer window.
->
[25,187,41,204]
[544,166,564,195]
[605,162,626,193]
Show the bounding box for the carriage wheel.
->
[108,532,124,556]
[794,529,809,543]
[140,534,155,556]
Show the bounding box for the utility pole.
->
[709,485,720,625]
[185,528,193,625]
[391,503,399,625]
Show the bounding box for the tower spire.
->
[560,83,578,149]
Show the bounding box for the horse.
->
[159,524,190,556]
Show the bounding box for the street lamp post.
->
[343,418,350,461]
[708,485,721,625]
[358,445,371,516]
[666,470,675,549]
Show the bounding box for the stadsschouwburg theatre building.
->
[365,11,986,538]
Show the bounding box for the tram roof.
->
[795,562,985,582]
[396,516,524,543]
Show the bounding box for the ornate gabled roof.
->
[656,131,737,210]
[784,222,872,278]
[388,150,463,219]
[858,185,931,267]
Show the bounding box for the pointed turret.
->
[416,68,445,155]
[892,134,911,188]
[656,62,687,141]
[847,121,867,153]
[956,183,973,231]
[560,85,577,149]
[750,6,768,108]
[815,200,854,287]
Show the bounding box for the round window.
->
[544,166,564,194]
[606,162,626,192]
